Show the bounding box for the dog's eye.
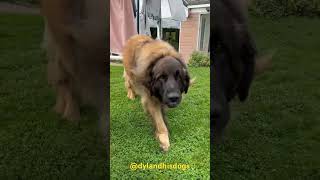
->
[159,74,167,80]
[175,70,180,79]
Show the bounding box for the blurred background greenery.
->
[2,0,39,5]
[250,0,320,18]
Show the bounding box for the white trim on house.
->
[189,3,210,14]
[196,12,210,52]
[199,13,210,52]
[187,4,210,9]
[196,13,200,51]
[110,55,123,61]
[191,8,209,14]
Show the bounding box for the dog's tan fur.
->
[40,0,108,137]
[123,35,185,151]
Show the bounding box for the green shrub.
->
[188,51,210,67]
[250,0,287,18]
[4,0,39,5]
[250,0,320,18]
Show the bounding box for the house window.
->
[150,27,180,51]
[198,14,210,52]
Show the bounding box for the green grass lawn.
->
[0,14,107,179]
[110,66,210,179]
[213,16,320,179]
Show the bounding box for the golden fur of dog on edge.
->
[40,0,109,140]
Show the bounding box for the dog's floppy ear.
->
[183,68,190,94]
[143,64,153,94]
[149,71,157,96]
[144,65,161,99]
[150,73,162,99]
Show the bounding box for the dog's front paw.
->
[53,101,65,115]
[157,133,170,152]
[127,90,135,100]
[63,101,80,123]
[53,96,66,115]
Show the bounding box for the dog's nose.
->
[167,92,180,103]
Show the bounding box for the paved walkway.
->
[0,2,39,14]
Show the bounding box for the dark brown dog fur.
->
[123,35,190,152]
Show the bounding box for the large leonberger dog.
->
[123,35,190,152]
[40,0,109,140]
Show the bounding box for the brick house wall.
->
[179,12,199,63]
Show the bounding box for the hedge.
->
[188,51,210,67]
[250,0,320,18]
[4,0,39,5]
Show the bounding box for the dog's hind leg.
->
[123,70,136,100]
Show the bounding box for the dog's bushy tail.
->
[190,77,196,86]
